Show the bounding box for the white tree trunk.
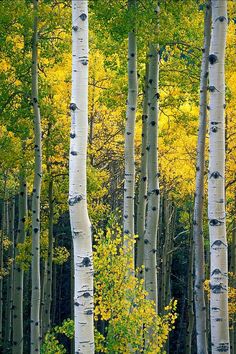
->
[136,62,149,276]
[208,1,229,353]
[193,2,211,353]
[13,174,27,354]
[123,0,138,264]
[31,0,42,352]
[144,44,160,310]
[70,1,94,352]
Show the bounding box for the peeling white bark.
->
[208,1,229,353]
[70,1,94,353]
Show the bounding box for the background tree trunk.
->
[193,2,211,353]
[123,0,138,266]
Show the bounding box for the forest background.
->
[0,0,236,353]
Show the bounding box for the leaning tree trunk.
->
[144,44,160,311]
[136,61,149,276]
[69,1,94,352]
[31,0,42,352]
[13,175,27,354]
[123,0,138,266]
[193,2,211,353]
[208,1,229,353]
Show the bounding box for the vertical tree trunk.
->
[31,0,42,352]
[42,178,54,337]
[144,44,160,310]
[193,2,211,353]
[136,62,149,276]
[4,198,15,350]
[123,0,138,265]
[230,216,236,353]
[186,231,194,354]
[13,175,27,354]
[208,1,229,353]
[70,1,94,352]
[0,176,7,349]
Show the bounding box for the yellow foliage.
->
[93,223,177,353]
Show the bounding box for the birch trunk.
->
[144,44,160,310]
[31,0,42,351]
[136,62,149,276]
[70,1,94,352]
[193,2,211,353]
[208,1,229,353]
[186,232,194,354]
[4,198,15,350]
[13,176,27,354]
[123,0,138,265]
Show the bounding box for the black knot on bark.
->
[209,54,217,65]
[207,105,210,110]
[211,268,222,276]
[142,176,147,181]
[124,229,130,234]
[216,343,229,352]
[86,309,93,315]
[74,302,79,306]
[72,26,78,31]
[149,79,153,84]
[208,86,216,92]
[33,228,39,233]
[131,53,135,57]
[211,240,226,247]
[144,239,149,244]
[211,126,218,133]
[79,13,87,21]
[130,107,135,111]
[210,171,221,179]
[69,195,83,206]
[70,103,77,111]
[209,219,223,226]
[81,59,88,66]
[71,151,78,156]
[124,214,128,219]
[83,292,91,298]
[155,92,160,99]
[151,121,156,126]
[152,207,156,211]
[210,284,226,294]
[217,16,227,22]
[155,189,160,195]
[127,131,131,135]
[82,257,91,267]
[70,133,76,139]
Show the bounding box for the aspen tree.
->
[13,175,27,354]
[208,1,229,353]
[144,43,160,310]
[123,0,138,264]
[136,62,149,276]
[193,2,211,353]
[4,198,15,350]
[31,0,42,351]
[69,1,94,352]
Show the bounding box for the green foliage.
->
[41,319,74,354]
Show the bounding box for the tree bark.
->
[4,198,15,351]
[31,0,42,352]
[13,175,27,354]
[70,1,94,352]
[42,178,54,337]
[123,0,138,266]
[136,62,149,277]
[193,2,211,353]
[144,44,160,311]
[208,1,229,353]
